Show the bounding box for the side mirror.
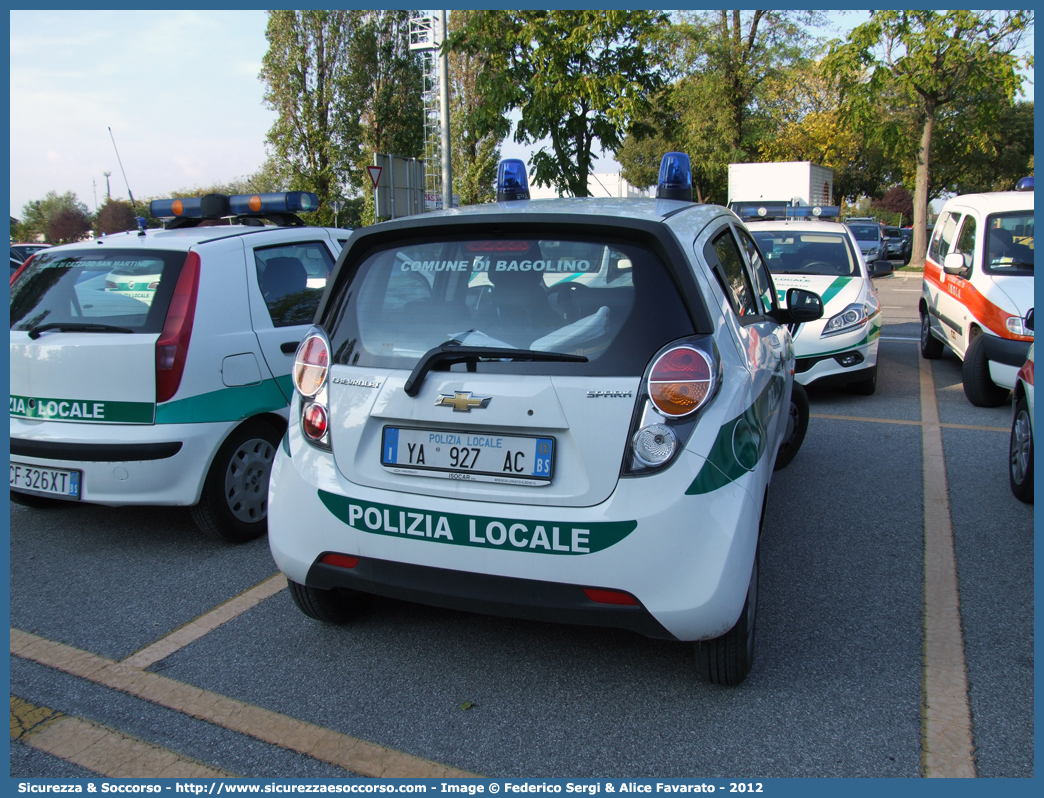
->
[943,252,970,278]
[1026,308,1034,332]
[869,259,893,278]
[784,288,823,323]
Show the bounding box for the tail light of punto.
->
[293,329,332,449]
[623,338,721,475]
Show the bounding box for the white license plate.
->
[381,427,554,486]
[10,461,81,500]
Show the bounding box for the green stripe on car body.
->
[156,379,288,424]
[9,394,154,424]
[686,375,786,496]
[318,491,638,555]
[775,276,853,306]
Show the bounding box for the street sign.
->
[329,200,344,213]
[367,166,383,189]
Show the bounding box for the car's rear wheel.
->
[920,311,944,359]
[1009,394,1034,503]
[696,544,758,686]
[773,383,809,471]
[287,579,374,624]
[962,333,1009,407]
[190,419,282,544]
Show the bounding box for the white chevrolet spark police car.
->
[741,204,890,395]
[10,192,348,543]
[267,156,823,685]
[920,179,1034,406]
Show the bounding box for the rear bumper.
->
[307,555,677,639]
[269,424,765,643]
[9,418,234,505]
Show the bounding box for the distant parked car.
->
[882,226,908,262]
[10,243,50,261]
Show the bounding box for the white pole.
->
[439,11,452,211]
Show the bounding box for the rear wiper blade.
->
[404,344,588,397]
[27,323,135,340]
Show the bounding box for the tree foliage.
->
[447,10,666,197]
[824,10,1032,265]
[448,10,503,206]
[95,200,137,236]
[18,191,92,244]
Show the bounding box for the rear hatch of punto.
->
[10,246,193,426]
[319,223,703,508]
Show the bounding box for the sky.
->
[8,10,1035,218]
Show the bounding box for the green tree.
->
[824,10,1032,266]
[95,199,137,236]
[756,59,895,203]
[260,10,360,227]
[664,10,821,202]
[448,10,503,206]
[448,10,666,197]
[18,191,92,244]
[930,100,1034,196]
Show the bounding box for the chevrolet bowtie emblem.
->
[435,391,491,412]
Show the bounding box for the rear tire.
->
[920,311,944,359]
[287,579,373,624]
[697,544,758,686]
[962,333,1009,407]
[190,419,282,544]
[1009,394,1034,503]
[774,383,809,471]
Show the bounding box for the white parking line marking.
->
[918,356,976,777]
[122,574,287,670]
[811,413,1006,433]
[11,629,478,778]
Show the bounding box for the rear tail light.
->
[10,254,35,286]
[295,327,333,450]
[623,338,720,476]
[302,402,328,440]
[156,251,201,403]
[293,334,330,397]
[649,346,714,417]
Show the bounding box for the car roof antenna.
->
[108,126,136,209]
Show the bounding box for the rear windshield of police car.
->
[10,248,189,335]
[984,212,1034,276]
[325,235,696,376]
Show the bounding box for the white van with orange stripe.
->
[919,182,1034,406]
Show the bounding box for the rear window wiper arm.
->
[27,322,135,340]
[404,344,588,397]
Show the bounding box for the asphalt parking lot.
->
[9,269,1034,779]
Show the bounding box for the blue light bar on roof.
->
[150,197,204,218]
[1016,176,1034,192]
[656,152,692,202]
[496,159,530,202]
[149,192,320,219]
[736,203,840,221]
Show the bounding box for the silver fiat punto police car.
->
[10,192,348,543]
[268,156,823,685]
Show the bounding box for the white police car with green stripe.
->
[10,192,348,543]
[741,208,889,395]
[268,156,824,685]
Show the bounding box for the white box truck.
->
[727,162,834,210]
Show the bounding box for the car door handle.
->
[280,341,300,355]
